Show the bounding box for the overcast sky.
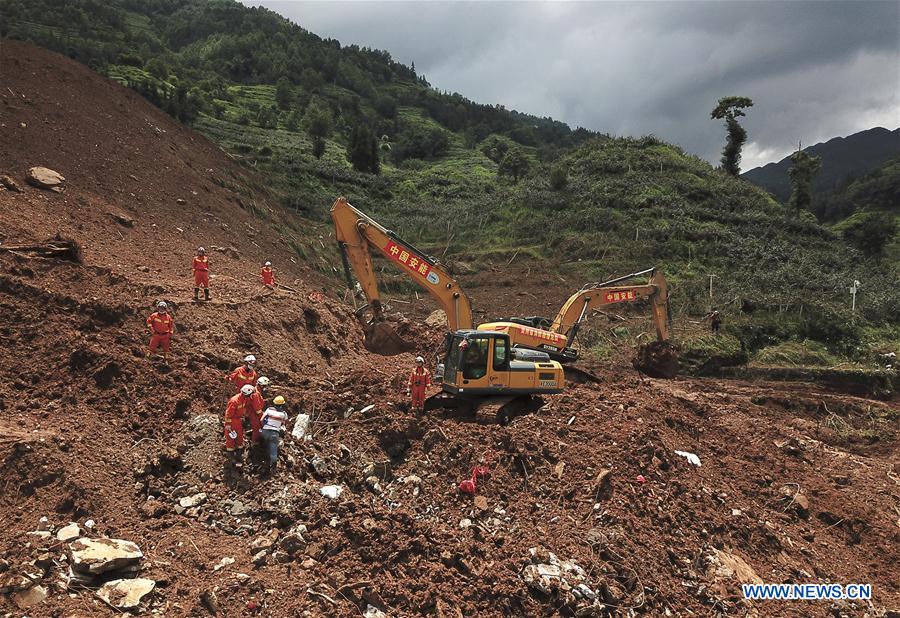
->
[244,1,899,169]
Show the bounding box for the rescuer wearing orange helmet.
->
[192,246,210,301]
[406,356,431,413]
[228,355,258,393]
[146,301,174,361]
[224,384,256,466]
[260,261,275,288]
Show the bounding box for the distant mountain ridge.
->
[742,127,900,203]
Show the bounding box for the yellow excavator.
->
[331,197,677,417]
[332,197,565,422]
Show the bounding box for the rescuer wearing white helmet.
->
[248,375,272,445]
[192,246,210,301]
[224,383,257,468]
[228,354,258,393]
[261,261,275,288]
[406,355,432,413]
[146,301,175,361]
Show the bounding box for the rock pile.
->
[521,547,607,616]
[1,519,153,611]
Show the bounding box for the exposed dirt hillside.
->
[0,41,898,618]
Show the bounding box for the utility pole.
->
[850,279,860,312]
[708,274,717,299]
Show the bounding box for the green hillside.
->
[2,0,898,368]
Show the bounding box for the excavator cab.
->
[444,330,563,396]
[428,331,563,423]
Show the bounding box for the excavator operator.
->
[461,338,488,379]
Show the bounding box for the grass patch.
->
[751,340,838,367]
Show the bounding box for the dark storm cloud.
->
[245,1,900,168]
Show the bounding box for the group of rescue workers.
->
[223,354,288,474]
[144,246,435,474]
[145,247,278,360]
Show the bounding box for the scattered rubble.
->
[96,578,155,610]
[56,522,80,542]
[674,450,702,466]
[12,584,48,609]
[320,485,343,499]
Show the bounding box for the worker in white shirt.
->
[259,395,288,473]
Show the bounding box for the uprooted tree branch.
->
[0,235,82,262]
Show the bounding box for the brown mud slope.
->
[1,41,899,617]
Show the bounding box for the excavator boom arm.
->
[330,197,474,331]
[550,269,671,343]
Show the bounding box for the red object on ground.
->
[458,462,491,494]
[636,474,646,484]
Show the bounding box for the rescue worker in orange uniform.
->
[248,376,270,445]
[406,356,431,413]
[146,301,174,360]
[261,261,275,288]
[228,355,258,393]
[192,246,210,301]
[225,384,256,466]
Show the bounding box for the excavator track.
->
[425,393,544,425]
[563,364,603,384]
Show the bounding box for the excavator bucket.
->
[633,341,680,379]
[363,321,416,356]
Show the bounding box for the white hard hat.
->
[240,384,255,396]
[157,301,168,309]
[197,246,206,253]
[415,356,424,363]
[244,354,256,364]
[256,376,270,387]
[264,261,272,266]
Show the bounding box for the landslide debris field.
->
[1,41,898,617]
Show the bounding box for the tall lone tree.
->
[275,77,294,110]
[347,124,378,174]
[498,146,530,183]
[304,98,332,160]
[788,145,822,217]
[711,96,753,175]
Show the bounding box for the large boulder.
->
[69,538,143,575]
[26,167,65,191]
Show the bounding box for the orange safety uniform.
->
[408,366,431,410]
[146,311,174,353]
[224,392,254,451]
[228,366,258,392]
[248,389,266,443]
[261,266,275,287]
[192,255,210,289]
